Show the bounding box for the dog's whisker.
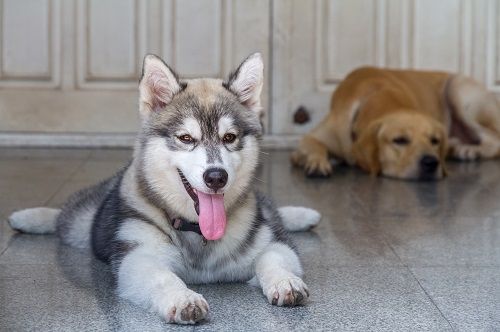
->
[251,176,266,184]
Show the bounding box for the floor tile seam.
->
[376,232,500,269]
[406,265,457,332]
[0,276,40,281]
[87,148,132,161]
[308,263,406,268]
[44,153,92,206]
[404,264,500,269]
[0,148,93,161]
[0,246,9,259]
[0,150,93,182]
[0,263,94,268]
[0,262,84,266]
[370,228,406,266]
[380,233,456,332]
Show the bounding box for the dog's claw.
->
[294,289,304,303]
[265,277,309,307]
[164,289,209,324]
[272,291,279,305]
[305,169,331,178]
[291,149,332,177]
[304,156,332,177]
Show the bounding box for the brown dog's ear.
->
[352,121,383,175]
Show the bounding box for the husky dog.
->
[8,53,321,324]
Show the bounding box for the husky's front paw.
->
[265,277,309,307]
[164,289,209,324]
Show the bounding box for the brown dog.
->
[291,67,500,180]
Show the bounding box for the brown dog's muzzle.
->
[418,155,440,180]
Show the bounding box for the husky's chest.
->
[175,225,274,284]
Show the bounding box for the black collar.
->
[171,218,208,245]
[171,217,202,235]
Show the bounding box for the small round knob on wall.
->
[293,105,311,125]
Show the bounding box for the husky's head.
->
[136,53,264,241]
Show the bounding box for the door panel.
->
[85,0,141,81]
[0,0,60,88]
[411,0,464,72]
[488,0,500,92]
[170,0,223,77]
[322,0,381,82]
[2,0,51,78]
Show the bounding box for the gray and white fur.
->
[8,53,321,325]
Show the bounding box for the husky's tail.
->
[278,206,321,232]
[8,207,61,234]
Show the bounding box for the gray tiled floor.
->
[0,148,499,331]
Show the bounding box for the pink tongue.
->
[197,192,226,240]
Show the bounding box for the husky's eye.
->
[223,133,237,144]
[430,137,440,146]
[178,134,195,144]
[392,136,410,146]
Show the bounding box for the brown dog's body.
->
[292,67,500,180]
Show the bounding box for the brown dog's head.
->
[352,112,448,180]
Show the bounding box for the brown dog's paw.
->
[290,150,305,167]
[450,144,481,161]
[304,155,332,177]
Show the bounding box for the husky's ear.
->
[139,54,183,117]
[224,53,264,114]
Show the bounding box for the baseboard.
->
[0,133,135,148]
[0,133,300,149]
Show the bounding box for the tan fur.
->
[183,78,225,106]
[291,67,500,180]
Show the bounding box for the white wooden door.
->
[0,0,499,146]
[271,0,496,139]
[0,0,270,145]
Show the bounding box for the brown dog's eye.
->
[223,133,237,144]
[430,137,440,145]
[178,134,195,144]
[392,136,410,145]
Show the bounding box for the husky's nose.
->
[203,168,228,190]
